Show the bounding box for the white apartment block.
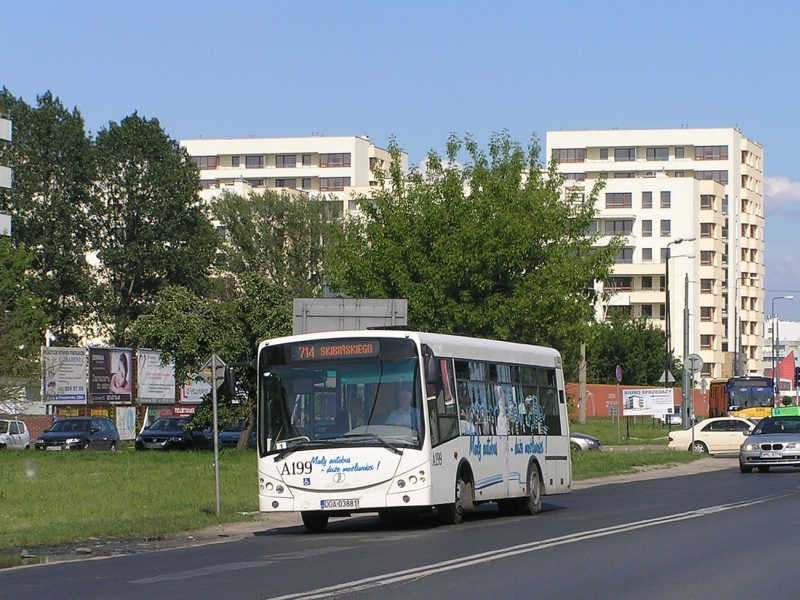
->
[546,128,765,383]
[180,135,408,215]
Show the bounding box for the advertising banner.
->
[622,388,674,417]
[115,406,137,440]
[180,378,211,405]
[41,347,88,405]
[89,347,133,404]
[137,349,176,404]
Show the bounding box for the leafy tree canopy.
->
[585,315,679,386]
[0,89,95,344]
[325,132,622,373]
[211,189,340,298]
[91,113,219,346]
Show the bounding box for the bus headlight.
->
[409,476,418,484]
[265,482,274,491]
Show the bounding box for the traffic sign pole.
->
[208,355,222,517]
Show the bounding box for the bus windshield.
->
[258,337,423,455]
[728,378,773,409]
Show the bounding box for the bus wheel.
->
[301,511,329,533]
[438,474,469,525]
[517,463,542,516]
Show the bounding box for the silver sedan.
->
[739,416,800,473]
[570,432,602,451]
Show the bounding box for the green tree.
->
[585,315,676,385]
[91,113,218,346]
[325,132,622,372]
[0,237,48,378]
[130,274,292,449]
[211,189,340,298]
[0,89,95,343]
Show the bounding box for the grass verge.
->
[571,449,703,480]
[570,416,679,446]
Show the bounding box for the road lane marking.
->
[264,493,794,600]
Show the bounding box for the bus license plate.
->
[760,451,782,459]
[320,499,359,510]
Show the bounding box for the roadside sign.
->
[199,355,226,388]
[686,354,704,375]
[615,365,623,383]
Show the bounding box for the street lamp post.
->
[772,295,794,401]
[664,237,695,390]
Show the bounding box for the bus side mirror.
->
[424,353,441,388]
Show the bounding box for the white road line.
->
[264,494,792,600]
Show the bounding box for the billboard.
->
[180,378,211,405]
[622,388,674,417]
[137,349,176,404]
[41,347,88,405]
[89,347,133,404]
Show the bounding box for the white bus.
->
[255,329,571,532]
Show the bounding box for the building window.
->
[700,279,713,294]
[199,179,219,190]
[247,179,265,188]
[606,306,633,320]
[605,192,632,208]
[700,223,714,238]
[192,156,218,170]
[750,249,758,262]
[615,248,633,263]
[642,191,653,208]
[659,276,666,292]
[553,148,586,163]
[605,220,633,234]
[695,146,728,160]
[642,220,653,237]
[675,147,685,159]
[695,170,728,184]
[659,304,666,320]
[701,363,713,377]
[614,148,636,161]
[563,173,586,181]
[660,191,671,208]
[320,153,351,168]
[605,277,633,291]
[215,226,226,238]
[674,171,684,177]
[231,156,240,167]
[642,305,653,317]
[700,195,714,210]
[319,177,351,191]
[276,155,297,168]
[246,155,264,169]
[700,250,714,266]
[275,179,297,189]
[599,148,609,160]
[700,335,713,349]
[302,154,312,166]
[701,307,714,322]
[614,172,635,178]
[660,248,669,263]
[646,148,669,161]
[660,220,671,237]
[642,276,653,290]
[642,248,653,262]
[302,178,312,189]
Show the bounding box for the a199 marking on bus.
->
[280,461,313,476]
[432,451,443,467]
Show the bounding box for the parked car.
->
[0,419,31,450]
[660,406,683,427]
[34,417,120,451]
[570,431,602,451]
[739,415,800,473]
[219,418,256,449]
[668,417,754,454]
[135,416,213,450]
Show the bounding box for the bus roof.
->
[259,330,562,368]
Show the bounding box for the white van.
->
[0,419,31,449]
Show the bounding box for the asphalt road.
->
[3,457,799,600]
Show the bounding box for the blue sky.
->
[3,0,800,318]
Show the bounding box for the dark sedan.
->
[135,416,212,451]
[34,417,120,451]
[219,418,256,449]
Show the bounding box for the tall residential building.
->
[546,128,765,383]
[180,135,408,215]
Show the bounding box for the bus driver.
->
[386,390,420,428]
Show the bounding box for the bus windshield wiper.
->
[273,438,327,461]
[340,433,403,455]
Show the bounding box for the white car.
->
[667,417,754,454]
[0,419,31,450]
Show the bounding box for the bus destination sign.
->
[291,340,381,361]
